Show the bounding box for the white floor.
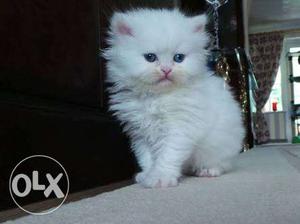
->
[3,145,300,224]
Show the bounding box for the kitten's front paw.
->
[135,171,147,183]
[196,167,223,177]
[140,172,178,188]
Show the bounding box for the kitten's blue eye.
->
[144,53,157,62]
[173,54,185,63]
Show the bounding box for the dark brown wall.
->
[0,0,102,107]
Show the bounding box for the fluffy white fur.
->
[104,9,245,188]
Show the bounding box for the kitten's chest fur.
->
[119,93,183,143]
[116,90,206,143]
[129,96,172,135]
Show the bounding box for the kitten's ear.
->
[190,14,207,33]
[111,12,133,37]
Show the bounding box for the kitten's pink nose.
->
[161,67,172,76]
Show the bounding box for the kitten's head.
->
[104,9,209,94]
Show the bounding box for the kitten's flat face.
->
[105,9,209,93]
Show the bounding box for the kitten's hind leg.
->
[194,159,234,177]
[192,149,234,178]
[196,167,224,177]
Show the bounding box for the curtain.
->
[249,31,284,144]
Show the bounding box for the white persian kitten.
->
[104,9,244,188]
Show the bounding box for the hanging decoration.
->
[205,0,230,84]
[205,0,228,49]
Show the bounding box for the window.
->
[263,67,283,112]
[290,47,300,105]
[263,47,300,113]
[290,47,300,53]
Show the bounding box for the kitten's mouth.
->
[156,76,173,84]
